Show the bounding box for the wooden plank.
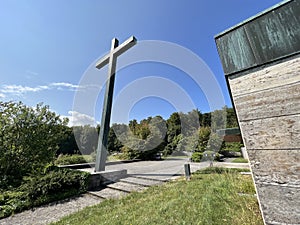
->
[240,114,300,150]
[255,183,300,224]
[248,149,300,186]
[228,57,300,97]
[233,82,300,121]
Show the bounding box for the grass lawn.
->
[231,157,249,163]
[52,168,263,225]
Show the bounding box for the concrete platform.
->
[87,169,127,190]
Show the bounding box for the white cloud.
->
[64,111,99,127]
[0,93,5,98]
[50,82,80,90]
[50,82,101,91]
[1,84,50,95]
[0,82,90,96]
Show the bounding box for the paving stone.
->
[120,176,162,186]
[107,181,146,192]
[89,187,128,199]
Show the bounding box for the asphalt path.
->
[83,157,249,181]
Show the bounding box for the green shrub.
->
[195,167,250,174]
[219,142,243,157]
[55,154,93,165]
[117,146,141,160]
[0,168,90,219]
[0,191,30,218]
[192,151,221,162]
[203,151,222,161]
[191,152,203,162]
[221,142,243,152]
[21,168,90,203]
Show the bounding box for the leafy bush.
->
[191,152,203,162]
[0,101,68,189]
[191,151,222,162]
[0,191,30,218]
[117,146,141,160]
[219,142,243,157]
[21,168,89,205]
[221,142,243,152]
[55,154,93,165]
[118,145,163,161]
[203,151,222,161]
[0,168,90,219]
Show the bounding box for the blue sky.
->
[0,0,282,125]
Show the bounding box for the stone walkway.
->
[0,158,249,225]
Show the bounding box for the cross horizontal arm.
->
[95,36,137,69]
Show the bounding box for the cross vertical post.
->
[94,36,137,172]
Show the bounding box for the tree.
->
[118,116,167,160]
[166,112,181,141]
[177,131,198,152]
[179,109,201,136]
[210,108,226,132]
[201,112,211,127]
[128,119,138,135]
[57,126,79,155]
[0,101,68,188]
[146,116,167,152]
[207,132,224,153]
[73,125,98,155]
[165,112,181,153]
[197,126,211,152]
[225,107,239,128]
[107,124,123,153]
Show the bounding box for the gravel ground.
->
[0,194,101,225]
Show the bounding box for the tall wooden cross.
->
[94,36,137,172]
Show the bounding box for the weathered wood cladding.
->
[228,57,300,97]
[240,114,300,150]
[248,149,300,186]
[215,0,300,75]
[234,83,300,121]
[215,1,300,224]
[228,59,300,150]
[229,55,300,225]
[249,149,300,224]
[256,183,300,224]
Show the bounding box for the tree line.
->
[58,107,239,159]
[0,100,239,187]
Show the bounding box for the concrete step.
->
[120,176,163,187]
[132,175,178,182]
[89,187,128,199]
[107,181,146,192]
[88,175,176,200]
